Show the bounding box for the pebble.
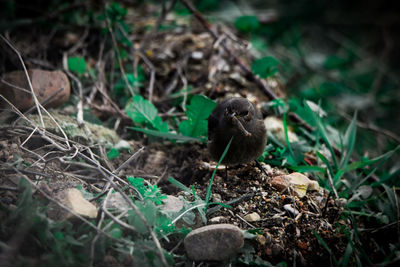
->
[243,212,261,222]
[48,188,97,220]
[0,69,70,110]
[161,195,184,213]
[209,216,228,223]
[283,204,299,217]
[105,192,130,211]
[270,172,320,197]
[184,224,244,261]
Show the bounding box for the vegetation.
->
[0,0,399,266]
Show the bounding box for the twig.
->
[0,35,44,127]
[13,168,131,245]
[62,53,84,127]
[1,35,71,150]
[236,214,256,229]
[206,192,255,216]
[80,149,168,267]
[137,51,156,103]
[327,172,339,199]
[139,0,178,51]
[22,87,66,116]
[0,95,70,152]
[104,3,135,96]
[114,146,145,174]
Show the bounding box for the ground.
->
[0,1,394,266]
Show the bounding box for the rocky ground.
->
[0,2,370,266]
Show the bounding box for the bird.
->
[207,97,267,166]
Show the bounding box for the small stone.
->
[191,51,203,60]
[256,234,266,245]
[184,224,244,261]
[0,69,70,110]
[64,188,97,219]
[49,188,97,220]
[105,192,130,211]
[161,195,183,213]
[209,216,228,223]
[284,204,299,217]
[114,140,131,151]
[270,172,320,197]
[335,198,347,207]
[243,212,261,222]
[212,193,222,203]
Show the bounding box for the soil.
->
[0,2,371,266]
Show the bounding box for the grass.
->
[0,0,399,266]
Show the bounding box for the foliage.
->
[127,177,167,205]
[125,94,169,132]
[67,56,87,75]
[178,94,216,138]
[251,56,279,78]
[234,16,260,34]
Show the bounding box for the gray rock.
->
[105,192,130,211]
[184,224,244,261]
[161,195,184,213]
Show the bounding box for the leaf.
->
[109,227,122,239]
[251,56,279,78]
[289,165,326,173]
[67,56,87,75]
[304,100,338,169]
[107,148,120,160]
[334,145,400,183]
[339,111,357,169]
[125,95,169,132]
[178,95,216,138]
[234,15,260,33]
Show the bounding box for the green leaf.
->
[109,227,122,239]
[125,95,169,132]
[234,15,260,33]
[107,148,120,160]
[289,165,326,173]
[339,111,357,169]
[251,56,279,78]
[67,56,87,75]
[334,145,400,183]
[168,177,192,194]
[178,95,217,138]
[313,230,339,266]
[304,100,338,169]
[127,177,146,196]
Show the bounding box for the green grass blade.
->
[205,137,233,211]
[316,151,335,178]
[167,177,192,194]
[313,230,339,266]
[283,112,296,164]
[305,100,338,169]
[339,111,357,169]
[289,165,326,173]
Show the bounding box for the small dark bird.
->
[208,97,267,165]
